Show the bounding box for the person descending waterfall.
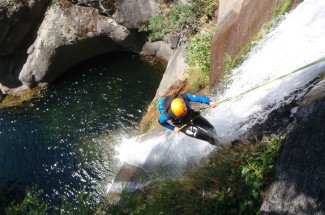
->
[158,93,220,145]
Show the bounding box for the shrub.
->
[192,0,219,19]
[139,4,197,41]
[103,135,285,214]
[139,0,219,41]
[185,33,213,90]
[5,187,47,215]
[186,33,212,74]
[5,187,95,215]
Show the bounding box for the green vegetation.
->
[192,0,219,19]
[140,0,219,91]
[5,187,47,215]
[185,33,213,91]
[139,0,219,42]
[223,53,233,81]
[4,187,95,215]
[3,136,284,214]
[139,4,197,41]
[273,0,294,17]
[51,0,58,5]
[103,135,285,215]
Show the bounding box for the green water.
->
[0,52,165,207]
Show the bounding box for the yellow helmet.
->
[171,98,187,117]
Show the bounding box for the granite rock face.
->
[112,0,160,29]
[18,5,131,87]
[0,1,171,93]
[71,0,161,28]
[0,0,48,89]
[153,42,187,100]
[0,0,47,56]
[210,0,282,86]
[260,80,325,215]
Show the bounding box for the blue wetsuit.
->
[157,93,219,145]
[157,93,211,130]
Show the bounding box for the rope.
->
[122,107,206,177]
[121,57,325,177]
[216,57,325,105]
[123,134,177,175]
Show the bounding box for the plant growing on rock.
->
[139,0,219,42]
[139,4,197,41]
[103,135,285,214]
[185,33,213,90]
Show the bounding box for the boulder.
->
[140,41,172,61]
[113,0,160,29]
[18,4,133,87]
[0,0,165,92]
[260,80,325,215]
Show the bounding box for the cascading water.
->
[113,0,325,192]
[211,0,325,140]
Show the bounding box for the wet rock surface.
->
[210,0,282,86]
[260,80,325,215]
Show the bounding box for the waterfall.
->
[111,0,325,192]
[210,0,325,140]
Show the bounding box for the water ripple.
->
[0,52,165,207]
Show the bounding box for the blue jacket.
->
[157,93,211,130]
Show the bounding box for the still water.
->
[0,52,164,206]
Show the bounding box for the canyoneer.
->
[157,93,220,145]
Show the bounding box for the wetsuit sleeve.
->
[158,115,175,130]
[186,93,211,104]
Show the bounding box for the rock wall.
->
[210,0,282,86]
[260,80,325,215]
[0,0,48,88]
[0,0,47,55]
[153,42,188,100]
[0,0,187,97]
[0,0,172,94]
[18,4,131,87]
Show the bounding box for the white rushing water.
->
[209,0,325,140]
[111,0,325,192]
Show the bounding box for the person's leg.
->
[192,114,216,134]
[181,124,220,145]
[193,114,220,145]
